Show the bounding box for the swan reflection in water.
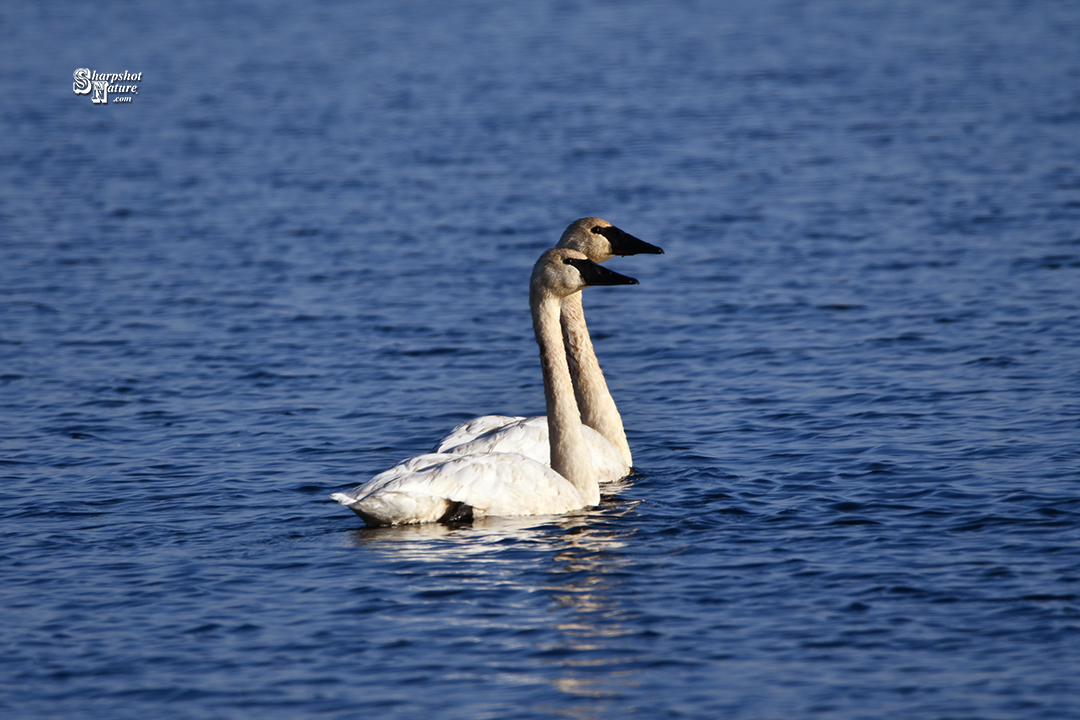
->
[341,487,644,712]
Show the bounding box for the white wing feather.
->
[433,415,525,451]
[433,415,630,482]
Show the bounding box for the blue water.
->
[3,0,1079,717]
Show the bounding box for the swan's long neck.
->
[561,293,633,467]
[532,287,600,506]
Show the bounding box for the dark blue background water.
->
[2,1,1079,717]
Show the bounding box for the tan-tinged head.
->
[555,218,664,262]
[530,247,639,304]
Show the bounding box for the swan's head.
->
[556,217,664,262]
[531,248,639,300]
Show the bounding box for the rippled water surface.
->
[2,1,1079,718]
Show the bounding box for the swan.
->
[433,218,662,479]
[332,248,640,526]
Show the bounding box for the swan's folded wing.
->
[432,415,526,453]
[440,417,550,461]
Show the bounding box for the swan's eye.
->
[562,256,587,273]
[591,226,603,234]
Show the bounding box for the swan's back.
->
[435,415,629,482]
[433,415,525,452]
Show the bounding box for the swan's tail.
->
[332,490,453,527]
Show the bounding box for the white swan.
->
[332,248,640,526]
[433,218,662,479]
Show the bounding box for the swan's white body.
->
[434,218,661,480]
[332,248,638,526]
[334,451,586,526]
